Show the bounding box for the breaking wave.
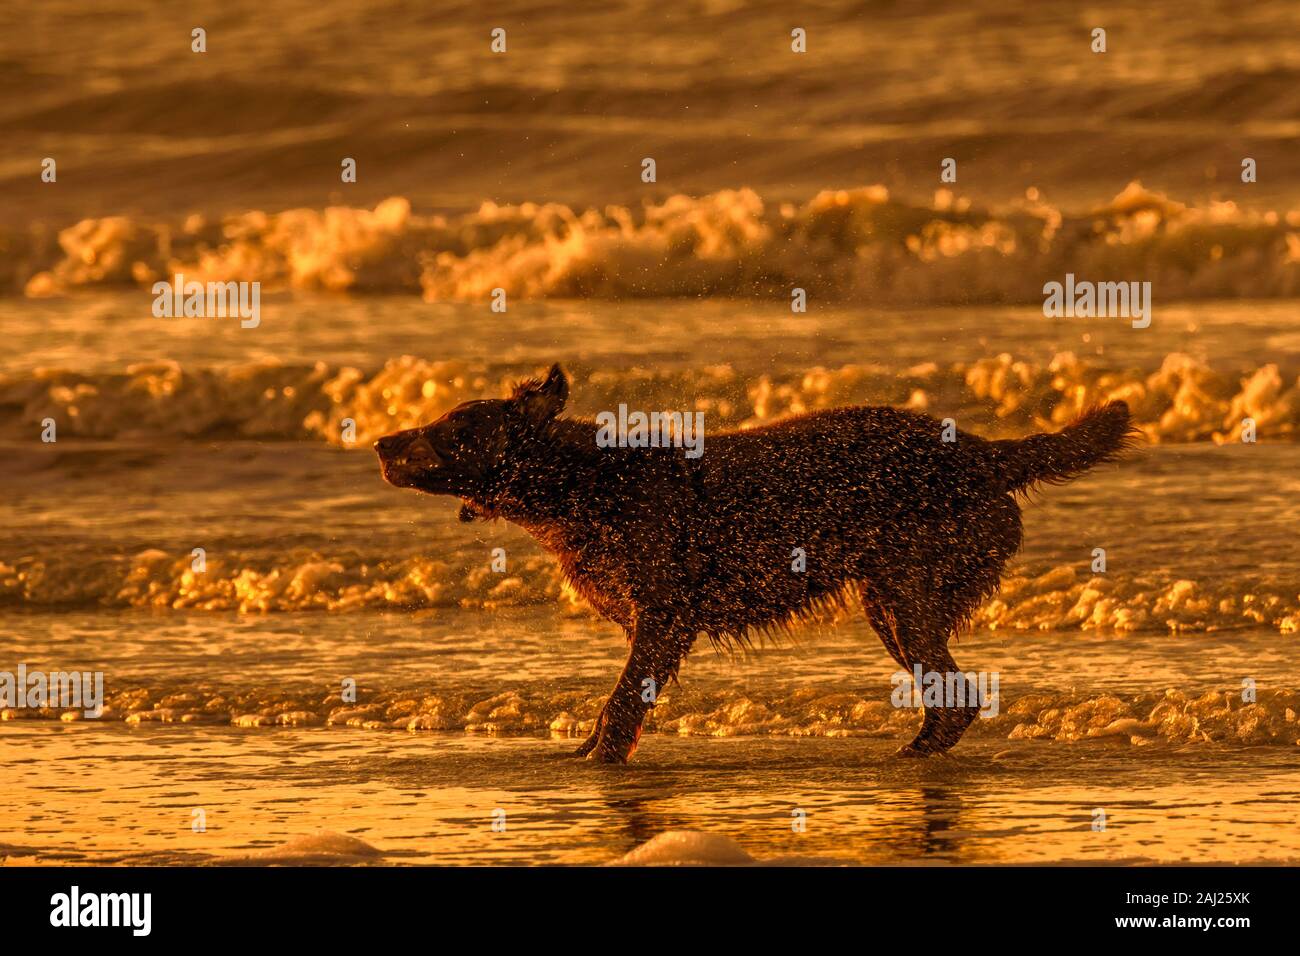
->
[9,182,1300,304]
[3,350,1299,444]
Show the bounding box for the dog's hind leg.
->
[897,498,1019,755]
[896,636,982,757]
[870,591,981,756]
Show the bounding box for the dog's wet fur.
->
[376,364,1139,763]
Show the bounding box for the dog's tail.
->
[991,401,1139,495]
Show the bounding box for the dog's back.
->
[667,405,1016,643]
[541,401,1135,650]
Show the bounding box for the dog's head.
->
[374,363,569,506]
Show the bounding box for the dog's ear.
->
[514,363,569,424]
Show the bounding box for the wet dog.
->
[376,364,1137,762]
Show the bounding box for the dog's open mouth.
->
[375,436,445,488]
[383,449,440,471]
[379,457,436,488]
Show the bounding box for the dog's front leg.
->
[582,608,690,764]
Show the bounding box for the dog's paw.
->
[583,722,639,765]
[893,742,932,758]
[585,743,630,765]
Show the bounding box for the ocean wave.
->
[2,550,1295,633]
[5,677,1297,748]
[3,351,1298,444]
[10,182,1300,304]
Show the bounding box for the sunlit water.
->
[5,0,1300,868]
[2,297,1298,865]
[7,724,1300,866]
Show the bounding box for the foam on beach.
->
[614,831,755,866]
[2,545,1296,633]
[5,677,1298,748]
[226,831,385,865]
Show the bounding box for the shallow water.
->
[7,724,1300,866]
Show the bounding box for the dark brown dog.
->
[376,364,1136,763]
